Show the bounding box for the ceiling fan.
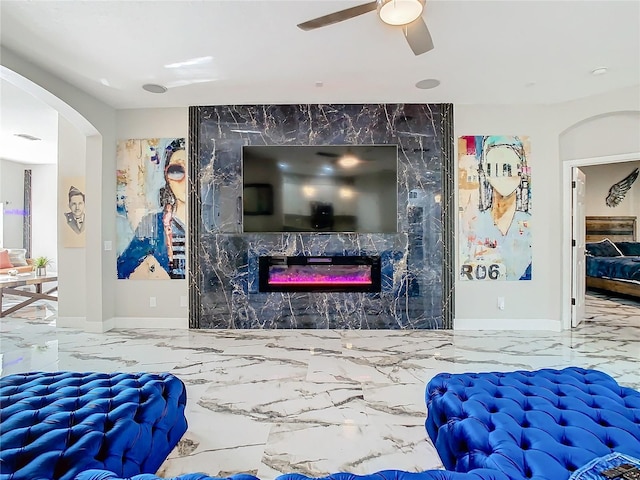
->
[297,0,434,56]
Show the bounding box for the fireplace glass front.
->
[259,256,381,293]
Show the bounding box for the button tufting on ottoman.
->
[0,371,188,480]
[276,469,511,480]
[74,471,262,480]
[425,367,640,480]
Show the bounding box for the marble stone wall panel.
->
[198,234,246,328]
[190,103,453,329]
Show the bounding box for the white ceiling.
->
[0,0,639,164]
[0,79,58,165]
[2,0,639,109]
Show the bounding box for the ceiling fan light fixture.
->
[378,0,424,26]
[337,154,360,168]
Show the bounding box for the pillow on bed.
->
[585,238,623,257]
[614,241,640,256]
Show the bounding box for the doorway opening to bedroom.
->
[565,156,640,329]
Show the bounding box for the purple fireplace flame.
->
[268,265,372,286]
[259,256,381,292]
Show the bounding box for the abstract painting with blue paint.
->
[116,138,187,280]
[458,135,532,281]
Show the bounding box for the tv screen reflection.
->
[242,145,398,233]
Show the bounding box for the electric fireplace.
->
[259,256,381,293]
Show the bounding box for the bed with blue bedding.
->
[586,255,640,282]
[585,216,640,298]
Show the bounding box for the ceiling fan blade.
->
[297,1,378,31]
[403,16,434,55]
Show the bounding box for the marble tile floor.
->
[0,292,639,479]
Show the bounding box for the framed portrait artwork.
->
[61,177,86,248]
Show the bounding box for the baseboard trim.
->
[56,317,115,333]
[113,317,188,329]
[97,317,115,333]
[56,316,86,329]
[56,316,185,331]
[454,318,562,332]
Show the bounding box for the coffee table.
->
[0,272,58,318]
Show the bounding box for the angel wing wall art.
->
[606,167,639,207]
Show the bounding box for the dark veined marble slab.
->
[189,104,454,329]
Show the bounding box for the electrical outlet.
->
[180,295,188,307]
[104,241,112,251]
[149,296,157,308]
[497,297,505,310]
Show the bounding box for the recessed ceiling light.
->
[415,78,440,90]
[591,67,608,76]
[14,133,41,141]
[142,83,168,94]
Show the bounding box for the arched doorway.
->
[1,65,101,329]
[559,111,640,329]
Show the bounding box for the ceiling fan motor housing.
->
[377,0,425,26]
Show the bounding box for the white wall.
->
[0,160,58,263]
[455,85,640,331]
[454,104,560,330]
[582,160,640,217]
[56,116,87,321]
[2,45,116,332]
[115,108,189,328]
[0,159,26,249]
[31,163,58,265]
[4,44,638,332]
[560,111,640,160]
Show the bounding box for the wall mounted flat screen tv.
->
[242,145,398,233]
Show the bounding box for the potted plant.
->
[33,256,53,276]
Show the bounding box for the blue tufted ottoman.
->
[425,367,640,480]
[73,470,511,480]
[0,371,188,480]
[75,471,512,480]
[276,470,511,480]
[74,472,261,480]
